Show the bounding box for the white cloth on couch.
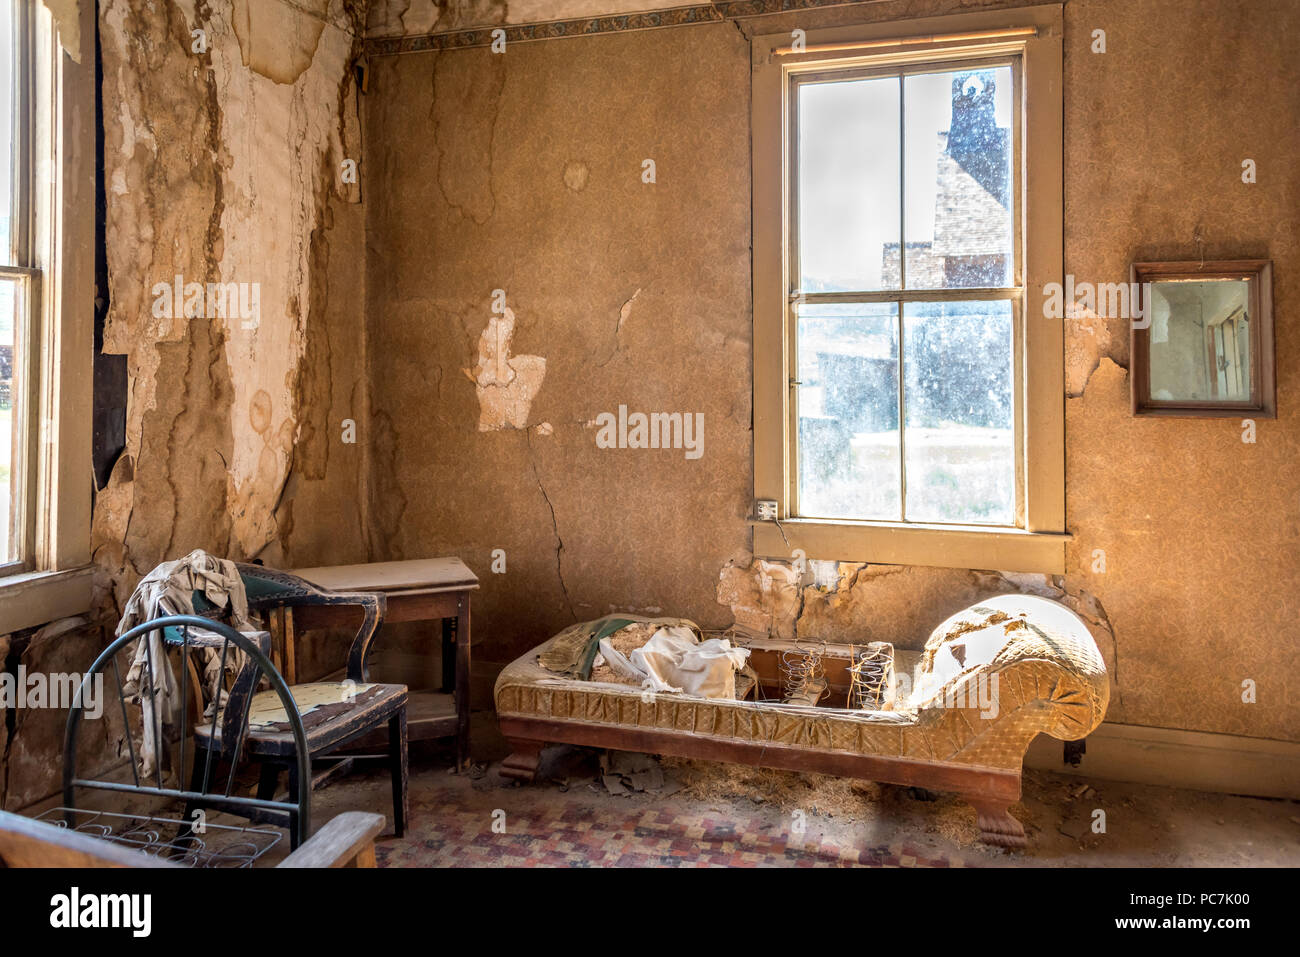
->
[598,625,749,698]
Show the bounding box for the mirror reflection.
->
[1148,280,1251,402]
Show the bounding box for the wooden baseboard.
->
[1025,723,1300,800]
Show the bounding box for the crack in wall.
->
[527,431,577,621]
[595,287,641,367]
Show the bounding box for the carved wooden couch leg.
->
[501,739,545,783]
[969,798,1027,849]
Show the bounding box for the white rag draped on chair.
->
[116,549,255,780]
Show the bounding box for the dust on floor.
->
[296,713,1300,867]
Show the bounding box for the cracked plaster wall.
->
[365,0,1298,744]
[364,20,753,663]
[1,0,370,810]
[94,0,370,602]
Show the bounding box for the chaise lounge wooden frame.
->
[496,595,1110,848]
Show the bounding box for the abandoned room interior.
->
[0,0,1296,901]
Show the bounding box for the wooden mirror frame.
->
[1130,260,1275,418]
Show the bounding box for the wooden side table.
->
[287,558,479,771]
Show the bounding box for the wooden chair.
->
[232,562,388,686]
[202,564,409,844]
[0,807,386,868]
[65,611,407,851]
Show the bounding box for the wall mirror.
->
[1131,260,1275,417]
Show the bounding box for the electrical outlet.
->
[755,499,779,521]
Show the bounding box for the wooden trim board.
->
[0,564,93,633]
[1025,723,1300,800]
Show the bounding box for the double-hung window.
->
[752,7,1065,573]
[0,0,94,631]
[0,0,32,570]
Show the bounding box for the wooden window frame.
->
[0,0,95,632]
[751,4,1066,574]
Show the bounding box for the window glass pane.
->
[798,76,900,293]
[0,276,16,560]
[904,67,1013,289]
[797,302,899,520]
[903,300,1013,524]
[1,0,14,267]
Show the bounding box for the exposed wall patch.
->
[563,160,589,192]
[466,307,546,431]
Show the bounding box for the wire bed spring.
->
[780,640,830,705]
[37,807,283,868]
[848,642,895,711]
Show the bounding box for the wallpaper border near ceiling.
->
[364,0,892,56]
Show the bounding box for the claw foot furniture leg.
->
[969,798,1027,849]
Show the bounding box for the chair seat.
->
[196,682,407,757]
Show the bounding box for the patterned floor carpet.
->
[372,781,960,868]
[300,727,1300,869]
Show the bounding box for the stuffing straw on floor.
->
[658,757,1018,849]
[660,756,882,820]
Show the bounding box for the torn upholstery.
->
[498,595,1110,771]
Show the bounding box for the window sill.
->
[0,565,95,633]
[751,519,1069,575]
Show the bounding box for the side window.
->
[0,0,32,571]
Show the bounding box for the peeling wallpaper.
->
[364,17,755,669]
[42,0,83,61]
[95,0,369,608]
[2,0,369,809]
[364,0,1298,744]
[467,308,548,431]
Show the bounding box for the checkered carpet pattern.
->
[375,783,958,868]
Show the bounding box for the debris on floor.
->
[600,751,665,794]
[928,800,982,847]
[290,721,1300,868]
[1058,815,1091,840]
[660,756,883,818]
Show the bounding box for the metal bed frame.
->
[62,615,312,851]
